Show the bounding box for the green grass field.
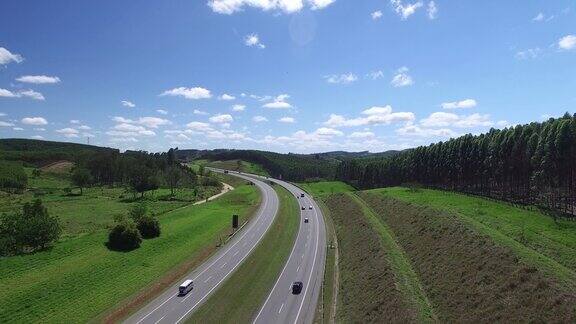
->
[0,168,220,237]
[373,187,576,276]
[298,181,355,197]
[188,184,299,323]
[206,159,269,176]
[0,184,260,323]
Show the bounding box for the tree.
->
[107,218,142,251]
[0,161,28,192]
[0,199,61,255]
[71,167,92,195]
[137,216,161,238]
[166,166,182,196]
[128,165,159,198]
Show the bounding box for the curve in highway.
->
[124,172,279,324]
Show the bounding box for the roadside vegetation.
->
[323,193,420,323]
[188,185,299,323]
[0,184,260,323]
[337,113,576,217]
[299,181,354,197]
[360,189,576,322]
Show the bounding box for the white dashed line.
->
[278,303,284,314]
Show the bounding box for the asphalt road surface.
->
[251,176,327,324]
[124,170,326,324]
[124,172,278,324]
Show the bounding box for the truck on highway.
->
[179,279,194,295]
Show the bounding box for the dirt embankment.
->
[324,193,418,323]
[360,192,576,323]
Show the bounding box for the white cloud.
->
[0,121,15,127]
[219,93,236,100]
[208,0,334,15]
[121,100,135,108]
[441,98,477,109]
[232,104,246,111]
[532,12,545,22]
[186,121,213,131]
[56,128,80,138]
[397,122,457,137]
[315,127,343,136]
[371,11,383,20]
[209,114,234,123]
[70,120,80,124]
[515,48,541,60]
[0,88,18,98]
[177,133,191,141]
[193,109,209,115]
[137,117,171,128]
[349,131,375,138]
[420,112,493,128]
[13,127,24,131]
[324,73,358,84]
[21,117,48,125]
[245,34,266,49]
[157,109,168,115]
[427,1,437,19]
[279,116,295,123]
[391,0,423,20]
[253,115,268,123]
[78,125,91,130]
[324,105,415,128]
[16,75,61,84]
[34,128,46,131]
[0,47,23,65]
[391,67,413,87]
[0,88,44,100]
[262,94,293,109]
[558,35,576,50]
[161,87,212,99]
[113,123,146,132]
[31,135,44,140]
[367,70,384,80]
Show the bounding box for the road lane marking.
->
[278,303,285,314]
[153,315,165,324]
[135,294,176,324]
[204,276,212,283]
[175,189,278,324]
[233,250,239,256]
[220,262,227,268]
[297,265,300,272]
[294,198,321,324]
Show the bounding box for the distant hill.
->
[0,138,117,166]
[177,148,401,181]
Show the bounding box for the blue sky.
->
[1,0,575,153]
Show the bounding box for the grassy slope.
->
[349,193,436,323]
[298,181,355,197]
[324,193,418,323]
[188,184,299,323]
[206,159,270,176]
[0,185,260,323]
[374,187,576,284]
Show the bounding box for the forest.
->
[337,113,576,217]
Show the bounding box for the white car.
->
[304,218,309,223]
[309,206,313,210]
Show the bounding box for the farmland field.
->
[0,184,261,323]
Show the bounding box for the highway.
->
[124,172,278,324]
[124,170,326,324]
[252,176,327,324]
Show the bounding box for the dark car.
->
[304,218,309,223]
[301,206,305,210]
[292,281,303,294]
[300,193,305,197]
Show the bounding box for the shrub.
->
[0,199,61,256]
[107,220,142,251]
[128,204,147,222]
[0,161,28,192]
[137,216,161,239]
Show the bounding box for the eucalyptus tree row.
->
[337,113,576,216]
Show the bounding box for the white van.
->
[179,279,194,295]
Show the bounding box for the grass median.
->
[188,184,299,323]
